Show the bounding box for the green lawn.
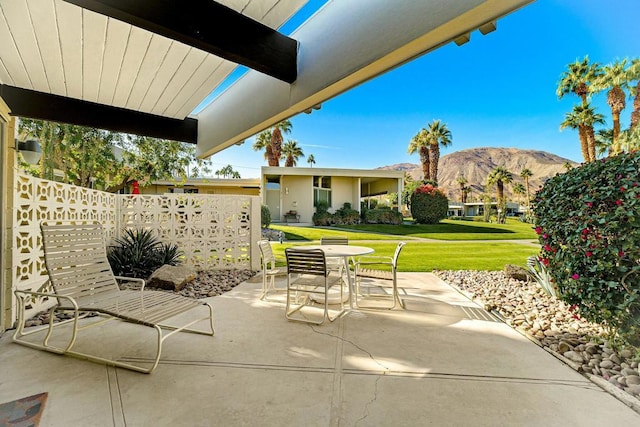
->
[270,241,538,271]
[333,218,538,240]
[267,219,540,271]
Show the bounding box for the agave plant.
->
[526,256,558,298]
[107,228,182,279]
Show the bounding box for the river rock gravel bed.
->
[435,270,640,402]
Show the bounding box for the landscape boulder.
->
[503,264,529,282]
[148,264,196,291]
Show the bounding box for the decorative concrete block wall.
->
[11,174,260,323]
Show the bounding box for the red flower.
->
[616,199,623,206]
[586,202,593,207]
[571,273,580,280]
[539,257,549,266]
[586,251,593,257]
[543,234,548,239]
[534,227,542,235]
[620,186,626,192]
[544,244,552,252]
[619,251,625,257]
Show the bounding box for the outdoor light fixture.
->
[17,138,42,164]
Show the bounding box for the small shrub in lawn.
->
[364,208,403,224]
[410,184,449,224]
[313,201,332,226]
[532,151,640,344]
[261,205,271,228]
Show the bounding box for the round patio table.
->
[296,245,374,308]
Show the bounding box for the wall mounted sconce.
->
[285,187,289,195]
[17,138,42,164]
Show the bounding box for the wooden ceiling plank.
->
[111,26,152,108]
[125,34,171,111]
[2,1,48,91]
[55,0,83,99]
[162,55,227,118]
[152,48,207,118]
[139,41,189,113]
[81,8,107,103]
[0,9,27,88]
[240,0,279,22]
[98,18,129,105]
[28,0,66,96]
[62,0,298,83]
[262,0,307,29]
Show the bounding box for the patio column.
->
[0,98,14,332]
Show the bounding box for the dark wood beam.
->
[1,85,198,143]
[63,0,298,83]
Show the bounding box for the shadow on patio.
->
[1,273,639,426]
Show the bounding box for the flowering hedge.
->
[532,151,640,342]
[410,184,448,224]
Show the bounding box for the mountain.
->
[378,147,578,202]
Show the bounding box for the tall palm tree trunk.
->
[429,144,440,184]
[265,145,278,167]
[577,126,590,162]
[608,86,626,142]
[419,146,430,181]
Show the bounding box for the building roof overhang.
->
[0,0,533,151]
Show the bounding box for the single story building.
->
[142,178,260,196]
[262,167,404,225]
[448,201,522,217]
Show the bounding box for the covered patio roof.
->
[0,0,533,153]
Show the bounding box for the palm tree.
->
[592,59,631,143]
[281,140,304,167]
[556,56,601,106]
[595,128,614,157]
[455,175,468,203]
[560,104,605,162]
[408,128,430,181]
[519,168,533,211]
[512,182,526,207]
[487,166,513,223]
[252,130,277,165]
[270,120,292,166]
[307,154,316,167]
[425,120,452,184]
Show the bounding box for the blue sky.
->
[199,0,640,178]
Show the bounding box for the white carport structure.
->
[0,0,534,332]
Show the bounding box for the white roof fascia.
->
[261,166,404,179]
[196,0,534,158]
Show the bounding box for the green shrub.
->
[312,201,332,226]
[333,202,360,225]
[532,151,640,344]
[410,184,449,224]
[261,205,271,228]
[363,208,403,224]
[108,228,183,279]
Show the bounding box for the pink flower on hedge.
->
[571,273,580,280]
[586,251,593,257]
[586,202,593,207]
[616,199,623,206]
[620,186,626,192]
[544,244,552,252]
[539,257,549,266]
[534,227,542,234]
[619,251,625,257]
[543,234,548,239]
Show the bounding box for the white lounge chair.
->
[13,222,214,374]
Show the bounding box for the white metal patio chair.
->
[257,240,285,300]
[12,222,214,374]
[285,248,345,325]
[354,241,407,310]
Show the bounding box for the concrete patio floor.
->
[1,272,639,426]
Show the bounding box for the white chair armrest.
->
[115,276,146,291]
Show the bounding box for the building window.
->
[313,176,331,207]
[170,188,199,194]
